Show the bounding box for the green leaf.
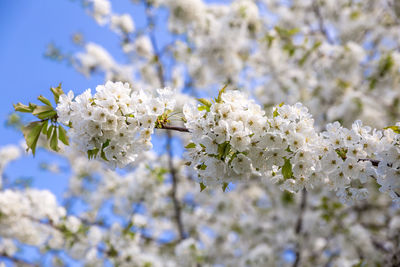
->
[299,41,321,66]
[22,121,45,155]
[273,102,285,117]
[32,105,57,120]
[185,143,196,149]
[281,190,294,205]
[50,126,59,151]
[198,105,210,112]
[13,102,34,113]
[50,83,64,104]
[368,77,377,90]
[384,125,400,134]
[58,126,69,145]
[200,182,206,192]
[41,120,48,135]
[335,148,347,160]
[47,125,54,140]
[282,158,293,179]
[37,110,57,120]
[215,84,228,103]
[32,105,54,115]
[217,142,231,161]
[274,26,300,38]
[38,95,52,106]
[197,98,212,107]
[378,54,394,77]
[87,148,100,160]
[222,182,229,192]
[100,140,110,161]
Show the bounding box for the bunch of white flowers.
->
[268,103,323,192]
[0,189,66,245]
[315,121,379,203]
[375,123,400,205]
[89,0,111,25]
[0,145,21,188]
[110,14,135,34]
[183,90,268,185]
[183,90,400,204]
[56,81,175,168]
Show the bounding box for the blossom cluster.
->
[183,90,268,185]
[183,90,400,204]
[0,189,66,246]
[56,81,175,168]
[0,145,21,188]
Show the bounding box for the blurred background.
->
[0,0,140,200]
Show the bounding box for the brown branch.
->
[144,1,186,241]
[312,2,334,44]
[292,188,308,267]
[167,130,186,240]
[144,2,166,87]
[0,252,38,267]
[160,125,190,133]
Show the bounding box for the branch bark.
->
[0,252,38,267]
[167,130,186,240]
[292,188,308,267]
[160,125,190,133]
[144,1,186,241]
[312,2,334,44]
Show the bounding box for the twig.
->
[292,189,308,267]
[167,130,186,240]
[160,125,190,133]
[312,2,334,44]
[0,252,38,267]
[144,1,186,241]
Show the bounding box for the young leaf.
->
[50,127,59,151]
[47,125,54,140]
[198,105,210,112]
[282,158,293,179]
[384,125,400,134]
[36,110,57,120]
[32,105,54,115]
[38,95,52,106]
[87,148,100,160]
[13,103,34,113]
[215,84,228,103]
[185,143,196,149]
[222,182,229,192]
[32,105,57,120]
[22,121,45,155]
[200,182,206,192]
[273,102,284,118]
[58,126,69,145]
[41,120,48,135]
[50,83,64,104]
[197,98,212,107]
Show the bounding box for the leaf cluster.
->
[13,84,69,155]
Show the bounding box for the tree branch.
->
[160,125,190,133]
[292,188,308,267]
[167,130,186,240]
[145,1,166,87]
[144,1,186,241]
[0,252,38,267]
[312,2,334,44]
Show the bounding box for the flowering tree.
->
[3,0,400,266]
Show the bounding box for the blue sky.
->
[0,0,144,200]
[0,1,150,264]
